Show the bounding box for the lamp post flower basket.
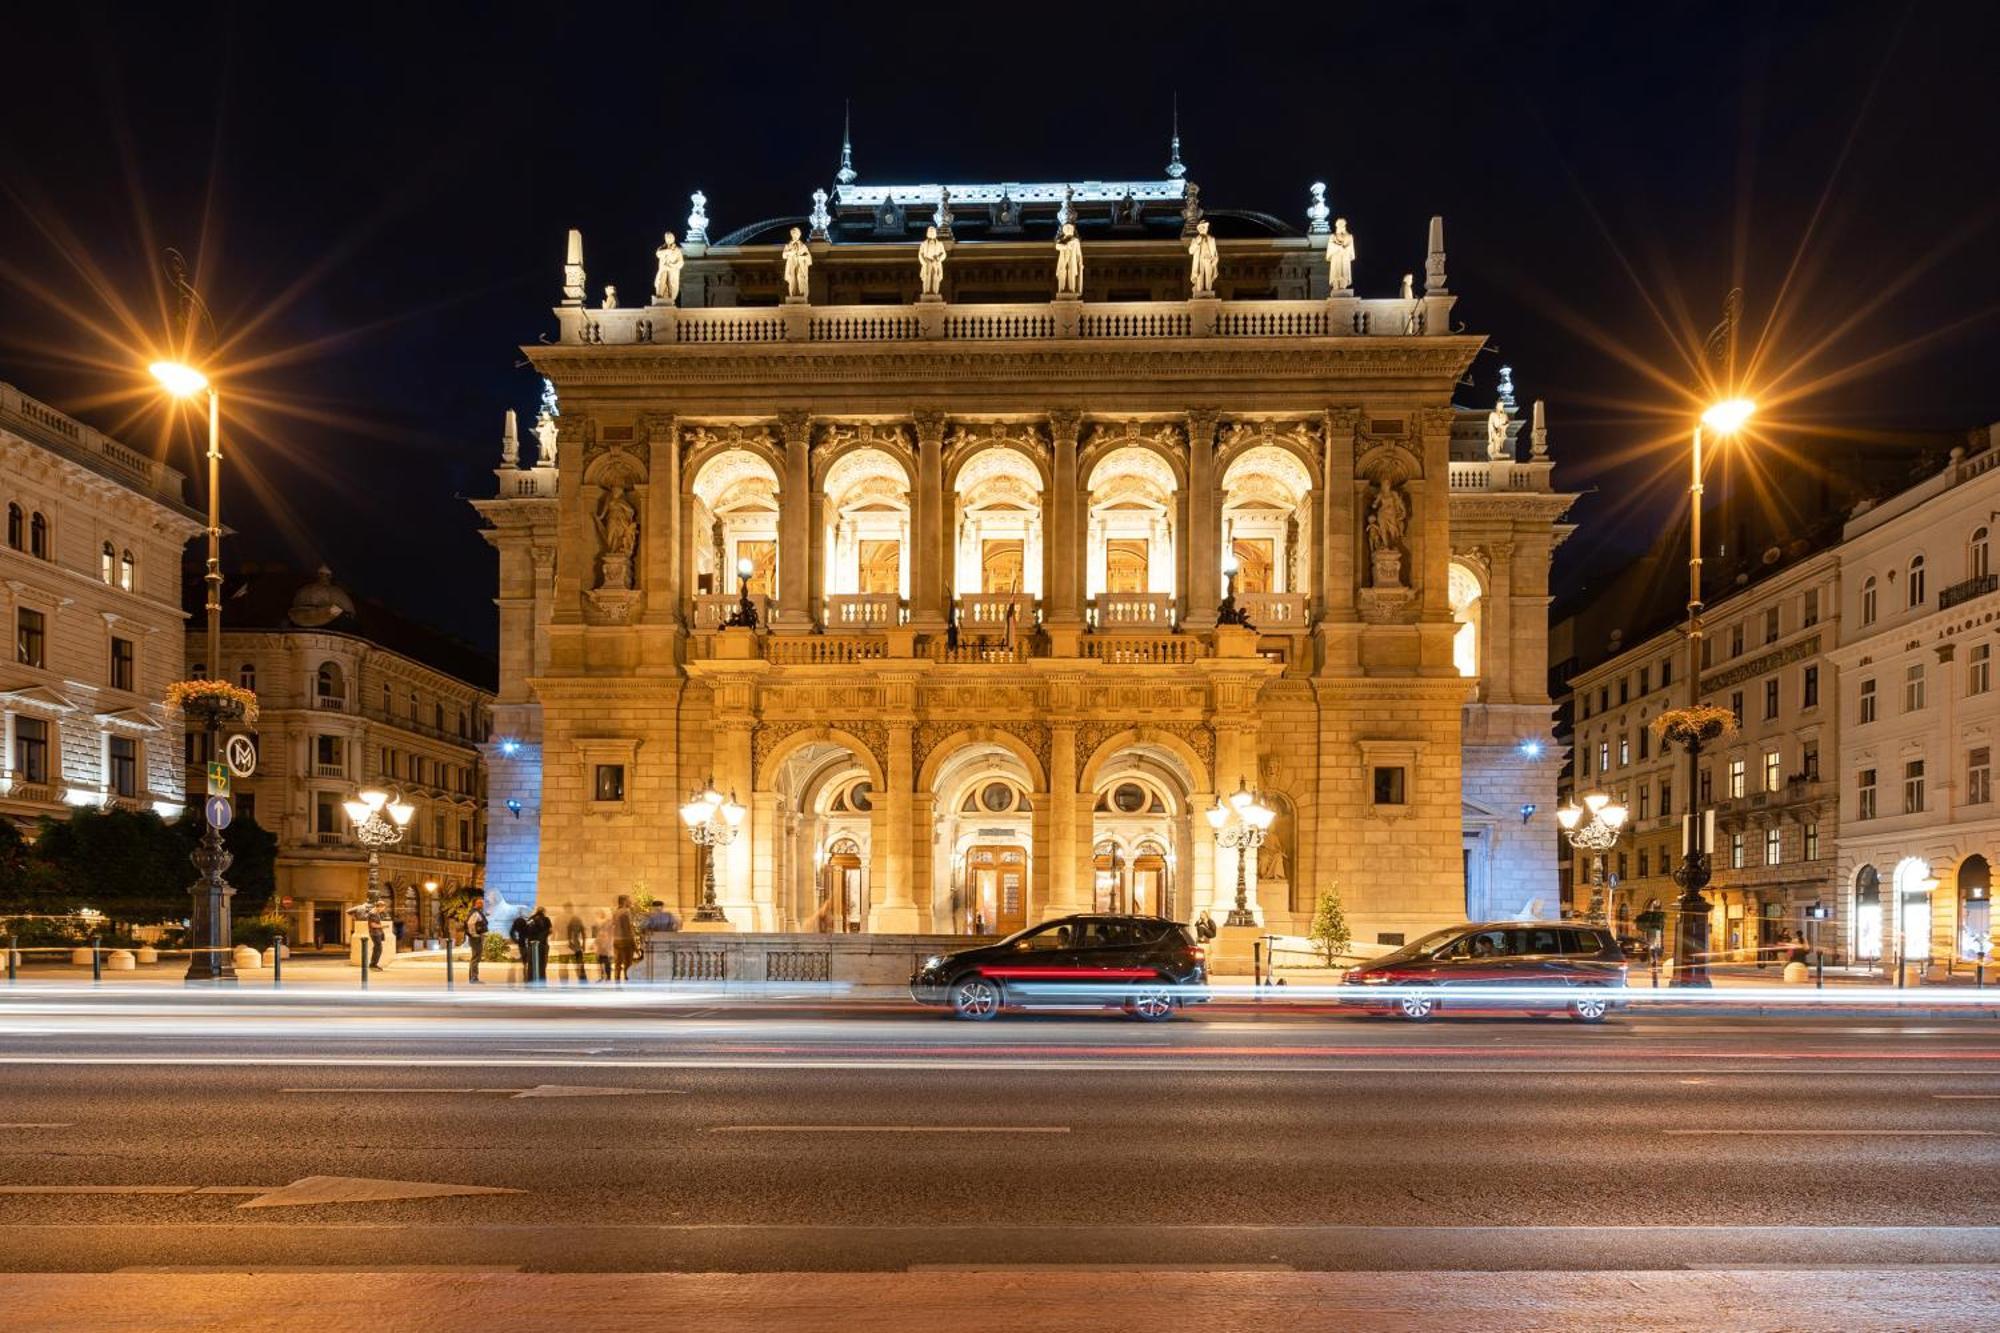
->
[1650,704,1736,751]
[166,679,260,727]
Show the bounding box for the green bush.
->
[232,916,289,950]
[481,931,513,962]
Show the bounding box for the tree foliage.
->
[1309,883,1352,967]
[0,808,278,934]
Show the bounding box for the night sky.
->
[2,1,1994,653]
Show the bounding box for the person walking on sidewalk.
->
[563,904,589,986]
[612,895,639,983]
[593,908,615,983]
[464,902,489,984]
[366,906,387,971]
[522,906,553,985]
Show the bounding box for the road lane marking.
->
[1662,1129,1992,1136]
[0,1176,523,1207]
[280,1085,682,1099]
[705,1125,1071,1134]
[1933,1094,2000,1099]
[0,1186,202,1195]
[0,1123,73,1129]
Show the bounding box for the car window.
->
[1012,923,1071,952]
[1516,928,1562,955]
[1076,919,1135,949]
[1561,929,1600,955]
[1462,929,1512,958]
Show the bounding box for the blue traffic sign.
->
[205,795,233,830]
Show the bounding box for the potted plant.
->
[166,678,260,727]
[1649,703,1737,751]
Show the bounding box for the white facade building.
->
[1828,430,2000,977]
[1,381,203,832]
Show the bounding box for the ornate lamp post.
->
[1670,397,1756,987]
[342,787,415,909]
[1556,791,1628,924]
[680,782,746,923]
[1215,551,1253,628]
[1205,783,1276,928]
[722,556,760,628]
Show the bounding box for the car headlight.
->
[1357,974,1390,985]
[921,955,944,972]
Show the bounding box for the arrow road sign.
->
[205,795,232,831]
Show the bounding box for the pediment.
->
[0,683,81,713]
[96,707,163,733]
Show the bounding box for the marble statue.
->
[653,232,684,305]
[1053,222,1083,297]
[1258,846,1289,881]
[1400,272,1415,301]
[533,410,558,470]
[917,225,947,297]
[1187,219,1217,296]
[687,191,710,245]
[1487,400,1512,460]
[601,285,618,309]
[596,484,638,590]
[781,226,812,300]
[1325,218,1355,292]
[1306,182,1330,235]
[1365,478,1407,556]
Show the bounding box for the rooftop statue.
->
[1053,222,1083,297]
[687,191,710,246]
[1187,219,1217,297]
[782,226,813,300]
[917,225,947,297]
[1325,218,1355,293]
[1400,272,1415,301]
[1487,400,1512,460]
[601,284,618,310]
[1307,182,1330,235]
[653,232,685,306]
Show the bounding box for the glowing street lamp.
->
[681,782,746,923]
[1672,396,1756,987]
[723,555,761,628]
[1215,550,1253,628]
[1206,783,1276,927]
[1557,791,1628,924]
[344,786,416,913]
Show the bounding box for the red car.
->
[1340,921,1628,1022]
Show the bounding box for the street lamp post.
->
[1205,783,1276,928]
[1672,397,1755,987]
[722,557,760,629]
[1556,792,1628,924]
[342,787,415,914]
[680,783,746,924]
[1215,552,1253,628]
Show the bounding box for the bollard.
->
[360,936,369,991]
[6,934,14,985]
[444,931,454,991]
[91,937,102,983]
[272,933,284,988]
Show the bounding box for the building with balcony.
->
[1565,548,1840,959]
[1827,427,2000,977]
[1,381,204,834]
[472,145,1576,942]
[186,564,494,946]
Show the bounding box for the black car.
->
[911,914,1208,1021]
[1340,920,1629,1021]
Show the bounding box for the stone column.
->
[718,719,755,925]
[868,721,921,932]
[1486,540,1516,705]
[1045,721,1081,919]
[749,791,780,931]
[1046,412,1083,630]
[1415,406,1455,621]
[776,412,812,633]
[1322,408,1359,618]
[910,413,946,630]
[1183,410,1220,630]
[1189,794,1216,922]
[911,792,936,928]
[644,414,680,625]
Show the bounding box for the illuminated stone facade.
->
[473,163,1574,944]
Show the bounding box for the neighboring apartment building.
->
[1,381,203,832]
[187,564,495,946]
[1827,429,2000,977]
[1565,549,1839,959]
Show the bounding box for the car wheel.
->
[949,974,1002,1021]
[1395,991,1437,1021]
[1125,985,1176,1022]
[1568,990,1611,1023]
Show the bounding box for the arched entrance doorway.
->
[1090,754,1194,920]
[1892,856,1935,972]
[1853,865,1882,963]
[929,741,1037,935]
[1959,854,1992,967]
[768,737,879,932]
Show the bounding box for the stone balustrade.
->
[1237,592,1309,631]
[956,593,1038,633]
[1089,593,1176,632]
[693,593,771,630]
[764,635,889,665]
[1080,635,1205,665]
[825,593,905,629]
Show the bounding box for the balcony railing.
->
[1081,636,1205,665]
[1939,572,1998,611]
[313,831,347,847]
[313,762,344,778]
[314,695,346,711]
[765,635,888,665]
[956,594,1039,634]
[693,593,771,630]
[1237,592,1310,632]
[1089,593,1176,632]
[824,593,905,630]
[931,640,1028,664]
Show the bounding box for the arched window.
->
[457,710,469,738]
[1971,527,1991,582]
[101,542,116,583]
[1908,554,1926,608]
[434,702,445,732]
[238,662,256,692]
[315,660,345,704]
[1448,561,1484,680]
[119,549,135,591]
[29,512,48,560]
[5,504,20,550]
[1861,576,1877,626]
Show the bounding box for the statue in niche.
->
[1325,217,1356,291]
[1053,222,1083,297]
[1487,400,1512,460]
[1187,219,1218,296]
[1258,845,1289,881]
[781,226,812,300]
[595,484,638,591]
[653,232,684,305]
[917,224,947,297]
[1365,477,1408,588]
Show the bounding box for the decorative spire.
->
[561,228,585,305]
[809,187,831,241]
[836,99,857,188]
[686,190,709,246]
[1424,215,1447,295]
[1498,364,1517,409]
[500,408,519,468]
[1530,399,1549,460]
[1166,94,1186,179]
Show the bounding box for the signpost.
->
[224,734,257,779]
[205,763,231,799]
[205,795,232,831]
